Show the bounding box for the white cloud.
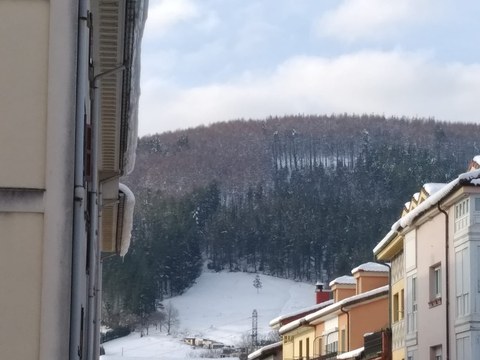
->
[145,0,199,38]
[315,0,440,42]
[139,50,480,135]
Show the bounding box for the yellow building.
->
[374,232,405,360]
[0,1,147,360]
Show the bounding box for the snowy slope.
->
[101,270,316,359]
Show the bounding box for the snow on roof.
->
[279,286,388,334]
[473,155,480,166]
[423,183,446,196]
[329,275,355,287]
[278,317,308,335]
[269,300,334,328]
[123,0,148,175]
[373,168,480,255]
[351,262,388,274]
[404,201,410,209]
[413,192,420,201]
[119,183,136,257]
[337,346,364,359]
[248,341,282,360]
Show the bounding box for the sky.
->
[101,270,316,359]
[138,0,480,136]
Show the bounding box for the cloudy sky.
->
[138,0,480,136]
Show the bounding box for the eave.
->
[375,234,403,261]
[92,0,146,180]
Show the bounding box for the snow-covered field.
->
[101,270,316,359]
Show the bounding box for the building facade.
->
[374,160,480,360]
[0,1,147,359]
[278,263,389,360]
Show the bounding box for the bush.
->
[101,326,131,343]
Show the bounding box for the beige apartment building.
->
[375,158,480,360]
[0,1,147,359]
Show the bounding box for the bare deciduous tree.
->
[164,302,180,335]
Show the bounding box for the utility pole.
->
[252,309,258,350]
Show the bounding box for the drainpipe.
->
[437,203,450,360]
[340,305,350,353]
[70,0,89,359]
[374,261,392,330]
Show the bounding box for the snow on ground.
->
[101,270,316,359]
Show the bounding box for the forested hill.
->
[103,115,480,324]
[127,115,479,197]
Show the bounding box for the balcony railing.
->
[284,353,339,360]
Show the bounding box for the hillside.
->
[126,115,480,196]
[104,115,480,333]
[101,270,316,359]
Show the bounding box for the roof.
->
[280,285,388,334]
[423,183,446,196]
[269,299,334,328]
[351,262,388,274]
[373,168,480,255]
[337,346,364,359]
[305,285,388,324]
[248,341,282,360]
[329,275,356,287]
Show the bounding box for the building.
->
[278,263,389,360]
[374,158,480,360]
[0,1,147,360]
[248,341,283,360]
[269,285,333,360]
[373,231,405,360]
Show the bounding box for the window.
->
[407,275,417,333]
[454,198,470,232]
[306,338,310,360]
[475,198,480,211]
[430,345,442,360]
[400,289,405,320]
[299,340,303,359]
[393,292,400,322]
[455,247,470,317]
[456,336,471,360]
[429,264,442,307]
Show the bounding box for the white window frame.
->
[407,275,417,333]
[432,265,441,299]
[429,264,442,307]
[430,345,442,360]
[455,246,470,317]
[454,198,470,233]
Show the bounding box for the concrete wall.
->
[0,1,77,359]
[355,273,388,294]
[0,213,43,359]
[0,0,49,188]
[348,297,389,351]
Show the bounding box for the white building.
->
[374,158,480,360]
[0,1,147,359]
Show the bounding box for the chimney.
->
[315,282,330,304]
